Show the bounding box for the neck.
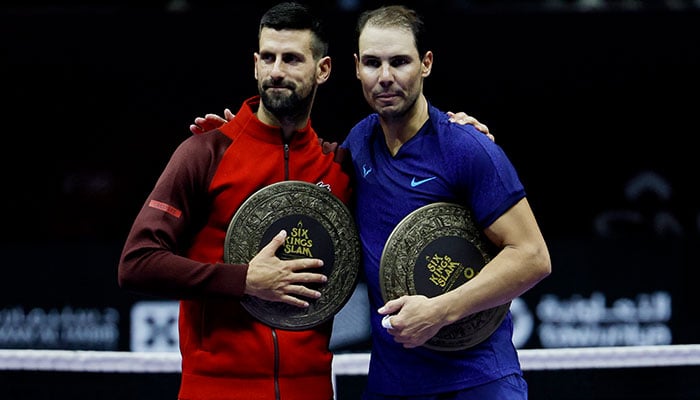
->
[381,95,429,156]
[257,105,311,141]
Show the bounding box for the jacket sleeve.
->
[117,133,247,299]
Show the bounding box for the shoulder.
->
[169,129,233,170]
[342,114,379,149]
[425,105,494,150]
[428,104,483,140]
[426,109,510,170]
[350,113,379,135]
[181,128,231,150]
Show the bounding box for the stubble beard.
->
[376,93,418,122]
[370,80,422,122]
[260,82,315,122]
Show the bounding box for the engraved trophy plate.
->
[225,181,360,330]
[380,202,510,350]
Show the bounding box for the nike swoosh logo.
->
[411,176,437,187]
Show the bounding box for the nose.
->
[270,58,285,79]
[380,63,392,79]
[379,63,393,86]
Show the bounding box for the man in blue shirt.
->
[340,5,551,399]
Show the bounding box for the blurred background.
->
[1,0,699,398]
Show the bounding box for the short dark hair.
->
[356,5,427,57]
[259,2,329,60]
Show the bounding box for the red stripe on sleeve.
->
[148,199,182,218]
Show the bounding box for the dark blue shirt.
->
[341,102,526,395]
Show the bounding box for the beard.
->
[259,79,315,120]
[371,89,419,121]
[376,96,415,121]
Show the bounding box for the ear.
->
[354,53,361,80]
[421,51,433,77]
[316,55,332,85]
[253,52,259,80]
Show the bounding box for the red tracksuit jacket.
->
[119,96,354,400]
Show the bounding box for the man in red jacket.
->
[118,3,351,399]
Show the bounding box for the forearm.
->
[118,226,248,299]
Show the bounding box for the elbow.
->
[533,245,552,281]
[118,264,135,290]
[118,253,144,291]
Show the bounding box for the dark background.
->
[2,2,699,243]
[1,1,699,398]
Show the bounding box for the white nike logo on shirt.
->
[410,176,437,187]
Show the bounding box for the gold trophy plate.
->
[224,181,360,330]
[380,202,510,350]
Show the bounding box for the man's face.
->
[255,28,320,119]
[355,25,426,120]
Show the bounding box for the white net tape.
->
[0,345,699,374]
